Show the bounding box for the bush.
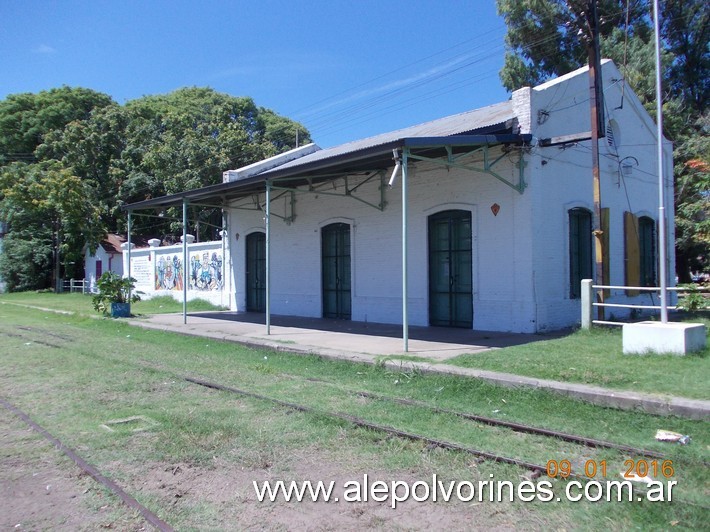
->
[91,272,141,316]
[676,283,710,312]
[0,232,53,291]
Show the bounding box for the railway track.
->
[181,373,710,510]
[292,375,671,460]
[4,325,707,523]
[0,396,174,532]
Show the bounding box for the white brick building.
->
[84,234,127,292]
[126,61,673,335]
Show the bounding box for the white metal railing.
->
[580,279,707,328]
[61,278,90,294]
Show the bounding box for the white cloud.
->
[33,44,57,54]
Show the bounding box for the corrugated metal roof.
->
[124,99,517,210]
[259,100,513,176]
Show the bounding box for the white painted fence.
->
[61,278,90,294]
[580,279,707,328]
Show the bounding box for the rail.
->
[580,279,708,328]
[61,278,91,294]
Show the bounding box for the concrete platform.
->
[130,311,710,420]
[136,311,562,361]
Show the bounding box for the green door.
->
[246,232,266,312]
[322,223,351,319]
[428,210,473,328]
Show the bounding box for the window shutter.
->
[624,212,640,296]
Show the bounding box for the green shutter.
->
[638,217,656,287]
[569,209,592,299]
[246,232,266,311]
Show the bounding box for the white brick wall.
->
[528,60,674,329]
[223,61,670,333]
[229,147,538,332]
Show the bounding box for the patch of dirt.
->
[114,453,547,530]
[1,403,559,530]
[0,408,146,531]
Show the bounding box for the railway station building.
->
[125,60,673,339]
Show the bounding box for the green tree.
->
[497,0,709,279]
[0,229,53,292]
[0,85,311,289]
[497,0,650,92]
[661,0,709,114]
[117,87,310,238]
[673,112,710,278]
[36,104,129,228]
[0,162,104,289]
[0,86,114,163]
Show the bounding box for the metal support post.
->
[402,149,409,352]
[653,0,669,323]
[127,212,132,299]
[265,182,271,335]
[182,200,188,325]
[221,208,227,308]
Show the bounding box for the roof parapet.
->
[222,143,321,183]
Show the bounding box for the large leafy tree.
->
[117,88,310,238]
[0,87,115,290]
[498,0,709,279]
[0,85,310,290]
[0,86,114,163]
[0,162,104,290]
[661,0,709,114]
[497,0,650,92]
[36,104,129,228]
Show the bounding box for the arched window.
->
[569,208,593,298]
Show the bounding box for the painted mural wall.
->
[126,239,229,307]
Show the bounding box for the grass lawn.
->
[0,298,708,529]
[0,291,226,315]
[446,319,710,400]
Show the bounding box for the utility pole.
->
[584,0,606,320]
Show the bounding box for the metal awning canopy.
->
[122,127,531,351]
[123,133,531,212]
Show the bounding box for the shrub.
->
[676,283,710,312]
[91,272,141,316]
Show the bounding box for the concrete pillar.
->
[581,279,594,329]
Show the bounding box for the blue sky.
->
[1,1,511,147]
